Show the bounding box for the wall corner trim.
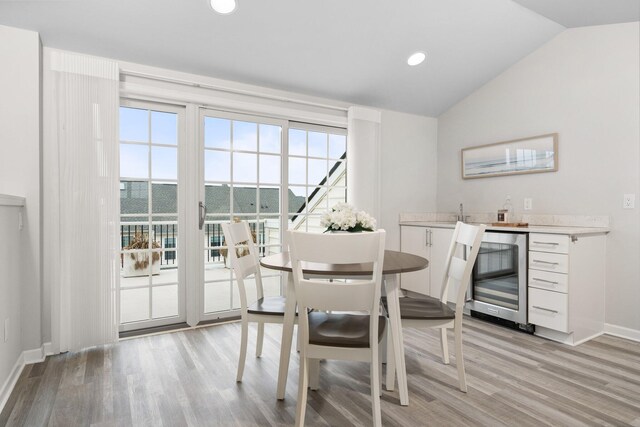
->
[604,323,640,343]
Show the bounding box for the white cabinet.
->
[528,232,606,346]
[400,226,453,300]
[429,228,455,300]
[400,226,430,295]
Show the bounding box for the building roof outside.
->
[120,182,305,217]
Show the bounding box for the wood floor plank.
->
[20,352,67,426]
[3,372,40,427]
[2,316,640,426]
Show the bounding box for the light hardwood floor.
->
[2,317,640,426]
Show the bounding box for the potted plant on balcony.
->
[122,232,161,277]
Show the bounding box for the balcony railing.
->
[119,219,268,268]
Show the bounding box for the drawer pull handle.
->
[532,278,558,285]
[532,260,559,266]
[532,306,559,314]
[532,241,559,246]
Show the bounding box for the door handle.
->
[199,201,206,230]
[532,260,559,266]
[531,277,558,285]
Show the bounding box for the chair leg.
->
[256,322,265,357]
[309,359,320,390]
[295,351,309,427]
[454,324,467,392]
[378,339,384,396]
[371,347,382,427]
[440,328,450,365]
[236,318,249,382]
[385,327,395,391]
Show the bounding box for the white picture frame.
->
[461,133,558,179]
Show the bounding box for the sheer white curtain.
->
[45,50,120,352]
[347,106,382,220]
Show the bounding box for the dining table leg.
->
[385,327,395,391]
[384,274,409,406]
[277,272,296,400]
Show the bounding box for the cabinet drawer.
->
[528,269,568,293]
[529,288,569,332]
[529,251,569,274]
[529,233,569,254]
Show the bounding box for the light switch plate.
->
[524,198,532,211]
[623,194,635,209]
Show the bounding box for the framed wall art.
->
[461,133,558,179]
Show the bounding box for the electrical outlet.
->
[4,319,8,343]
[623,194,635,209]
[524,198,532,211]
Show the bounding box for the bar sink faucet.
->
[457,203,468,222]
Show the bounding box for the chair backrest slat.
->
[456,222,480,246]
[288,231,383,265]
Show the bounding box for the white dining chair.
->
[288,229,386,427]
[222,221,294,382]
[385,221,485,392]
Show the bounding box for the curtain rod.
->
[120,69,349,113]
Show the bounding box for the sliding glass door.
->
[199,110,286,321]
[119,100,187,331]
[118,102,348,330]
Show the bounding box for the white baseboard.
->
[23,347,45,364]
[22,342,54,364]
[604,323,640,343]
[0,342,55,414]
[0,354,24,415]
[43,342,53,356]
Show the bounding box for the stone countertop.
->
[399,221,610,236]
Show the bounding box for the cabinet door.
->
[400,226,430,295]
[429,228,455,301]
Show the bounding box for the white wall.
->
[380,110,438,250]
[0,26,43,353]
[437,23,640,332]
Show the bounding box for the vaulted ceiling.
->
[0,0,637,116]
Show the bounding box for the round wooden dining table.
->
[260,249,428,406]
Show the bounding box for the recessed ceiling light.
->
[210,0,237,14]
[407,51,426,66]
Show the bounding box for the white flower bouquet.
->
[320,202,377,232]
